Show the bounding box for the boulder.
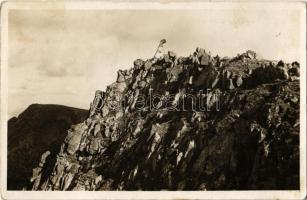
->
[289,62,300,77]
[134,59,144,69]
[246,50,257,59]
[38,151,51,167]
[144,60,152,70]
[277,60,285,68]
[193,66,219,88]
[280,67,289,80]
[224,70,232,79]
[163,54,171,63]
[291,61,300,68]
[196,47,205,57]
[89,90,104,117]
[200,53,210,66]
[89,138,100,154]
[191,53,200,64]
[234,75,243,87]
[116,70,127,83]
[168,51,177,59]
[93,124,101,136]
[138,80,147,88]
[66,124,86,155]
[169,65,183,82]
[31,167,42,190]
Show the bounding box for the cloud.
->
[42,67,68,77]
[7,7,303,118]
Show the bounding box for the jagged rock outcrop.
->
[27,49,300,190]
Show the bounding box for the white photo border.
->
[1,1,306,199]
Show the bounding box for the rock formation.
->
[8,104,88,190]
[26,49,300,190]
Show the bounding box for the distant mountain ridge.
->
[8,104,88,190]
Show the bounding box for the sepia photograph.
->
[1,1,306,199]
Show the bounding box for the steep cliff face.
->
[27,49,300,190]
[8,104,88,190]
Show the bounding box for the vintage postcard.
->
[1,1,306,199]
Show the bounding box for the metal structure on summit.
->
[153,39,167,58]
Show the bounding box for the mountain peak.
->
[25,48,299,190]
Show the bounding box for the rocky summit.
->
[26,48,300,190]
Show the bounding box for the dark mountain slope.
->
[8,104,88,190]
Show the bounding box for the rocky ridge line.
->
[28,48,300,190]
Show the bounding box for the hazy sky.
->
[8,4,304,117]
